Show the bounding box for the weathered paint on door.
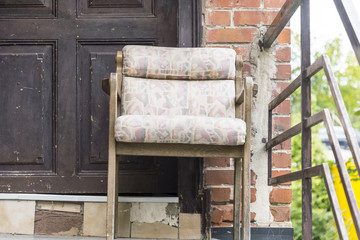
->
[0,0,178,194]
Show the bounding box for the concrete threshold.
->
[0,235,174,240]
[0,235,104,240]
[0,194,179,203]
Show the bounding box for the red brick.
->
[211,187,231,202]
[234,11,278,26]
[251,188,256,203]
[211,205,233,224]
[242,62,254,77]
[270,206,291,222]
[275,64,291,79]
[270,188,292,204]
[233,187,256,202]
[220,205,233,221]
[205,170,234,185]
[204,158,231,168]
[272,152,291,168]
[212,205,256,224]
[272,116,291,133]
[251,170,257,186]
[273,99,291,114]
[211,207,224,224]
[239,210,256,222]
[264,0,287,8]
[251,212,256,222]
[206,11,231,26]
[233,45,250,61]
[206,28,258,43]
[208,0,261,8]
[206,45,232,49]
[273,138,291,150]
[210,206,257,225]
[272,81,290,97]
[271,170,291,185]
[242,211,256,222]
[277,28,291,43]
[212,222,233,227]
[275,46,291,62]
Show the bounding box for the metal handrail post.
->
[301,0,312,238]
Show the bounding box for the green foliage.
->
[291,133,338,240]
[355,108,360,116]
[290,35,360,239]
[291,35,360,130]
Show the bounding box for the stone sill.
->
[0,194,179,203]
[0,235,185,240]
[0,235,104,240]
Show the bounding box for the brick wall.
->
[202,0,292,227]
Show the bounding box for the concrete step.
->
[0,235,166,240]
[0,235,104,240]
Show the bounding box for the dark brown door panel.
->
[77,41,155,173]
[0,42,55,174]
[77,0,154,18]
[0,0,179,194]
[0,0,56,18]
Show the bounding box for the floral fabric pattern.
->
[115,45,245,146]
[120,77,236,118]
[122,45,236,80]
[115,115,246,146]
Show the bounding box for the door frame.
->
[177,1,209,235]
[178,0,202,48]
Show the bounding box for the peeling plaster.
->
[130,203,179,227]
[248,31,277,226]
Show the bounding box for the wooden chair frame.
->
[104,50,254,240]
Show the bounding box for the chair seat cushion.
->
[115,115,246,146]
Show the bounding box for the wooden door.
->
[0,0,180,194]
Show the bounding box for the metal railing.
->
[259,0,360,239]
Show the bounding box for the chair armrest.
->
[102,75,122,100]
[103,51,123,97]
[235,90,244,105]
[235,83,258,105]
[243,77,254,126]
[108,72,119,120]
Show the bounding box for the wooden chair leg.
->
[234,157,241,240]
[239,76,253,240]
[106,140,119,240]
[241,142,251,240]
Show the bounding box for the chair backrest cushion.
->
[122,45,236,80]
[120,46,236,118]
[121,77,235,118]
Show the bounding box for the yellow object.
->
[331,161,360,240]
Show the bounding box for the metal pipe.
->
[301,0,312,238]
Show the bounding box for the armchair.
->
[103,46,254,240]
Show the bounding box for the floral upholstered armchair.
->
[103,45,255,240]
